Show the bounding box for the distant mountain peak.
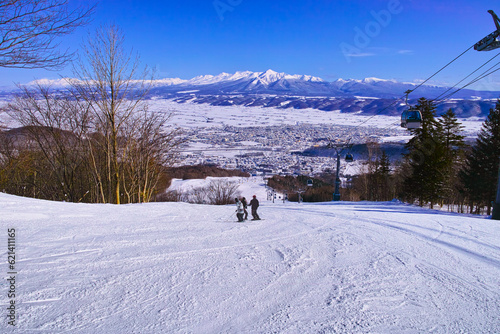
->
[262,69,279,75]
[257,69,282,83]
[178,70,324,87]
[362,77,392,83]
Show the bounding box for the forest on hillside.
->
[268,98,500,215]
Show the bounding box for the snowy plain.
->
[150,99,486,135]
[1,175,499,333]
[0,97,486,139]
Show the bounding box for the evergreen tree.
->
[460,100,500,214]
[402,98,447,207]
[374,150,392,201]
[436,109,465,206]
[437,109,466,155]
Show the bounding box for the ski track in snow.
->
[1,193,499,333]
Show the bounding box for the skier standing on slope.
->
[249,195,260,220]
[235,198,244,222]
[241,197,249,220]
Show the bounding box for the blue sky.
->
[2,0,500,90]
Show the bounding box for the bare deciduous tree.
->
[207,179,240,205]
[71,24,155,204]
[1,25,183,204]
[121,109,184,203]
[0,0,95,69]
[7,83,93,201]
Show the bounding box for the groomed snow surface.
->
[1,177,499,333]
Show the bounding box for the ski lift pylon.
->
[474,10,500,51]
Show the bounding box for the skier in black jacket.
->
[249,195,260,220]
[241,197,249,220]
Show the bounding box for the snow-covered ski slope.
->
[1,192,499,333]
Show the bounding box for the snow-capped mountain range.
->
[3,69,499,118]
[18,69,499,100]
[148,69,500,100]
[153,70,324,87]
[146,69,499,117]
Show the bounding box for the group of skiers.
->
[235,195,260,222]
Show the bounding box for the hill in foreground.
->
[1,188,498,333]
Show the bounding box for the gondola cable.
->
[354,43,477,131]
[467,66,500,87]
[330,43,476,160]
[431,52,500,103]
[430,51,500,103]
[378,59,500,134]
[410,45,475,95]
[345,10,500,135]
[433,64,500,103]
